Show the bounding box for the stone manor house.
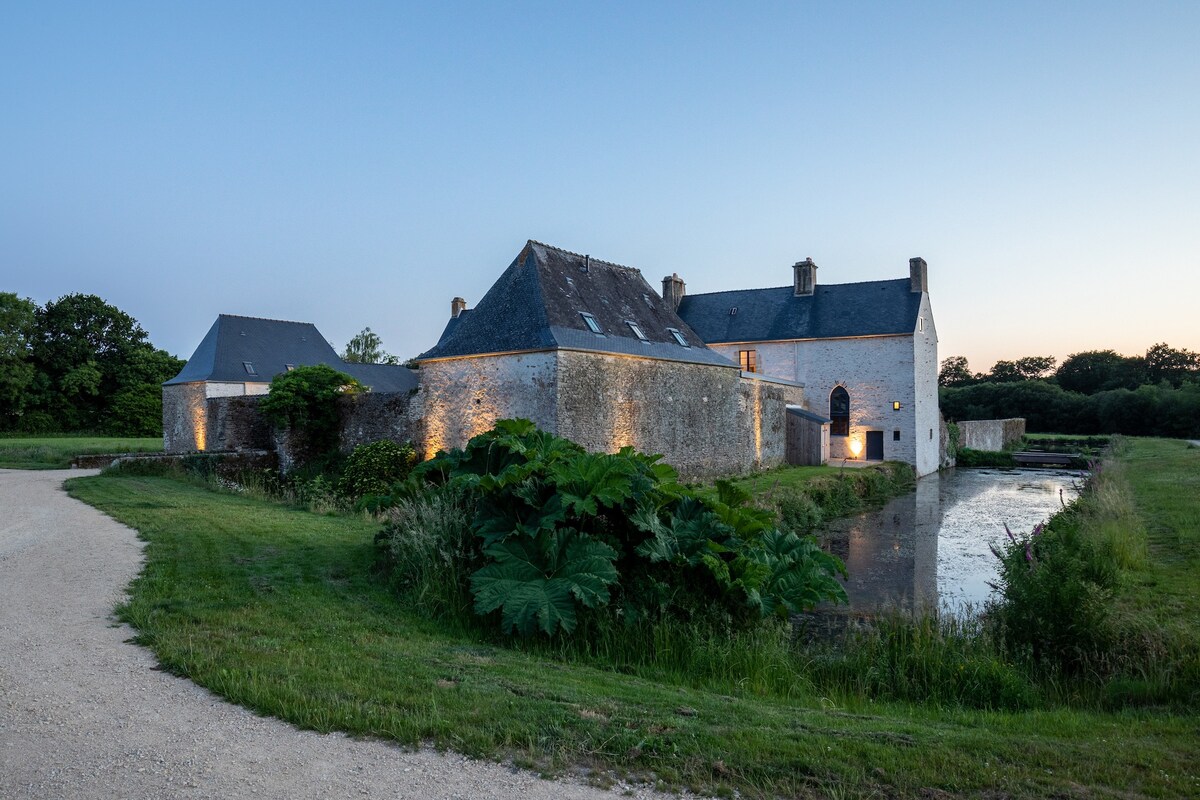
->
[163,240,940,478]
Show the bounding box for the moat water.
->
[814,467,1084,616]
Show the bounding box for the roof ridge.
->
[685,277,908,299]
[527,239,641,273]
[217,313,317,326]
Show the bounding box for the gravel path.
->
[0,469,678,800]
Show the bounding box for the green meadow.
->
[64,437,1200,798]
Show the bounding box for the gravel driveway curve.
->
[0,469,676,800]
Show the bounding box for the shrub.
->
[258,365,362,461]
[989,510,1119,670]
[388,419,848,637]
[775,488,823,533]
[338,440,417,499]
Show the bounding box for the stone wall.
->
[339,389,424,454]
[163,383,207,453]
[166,350,806,479]
[957,418,1026,452]
[555,351,802,478]
[207,395,273,452]
[418,353,558,459]
[939,412,957,469]
[194,389,424,471]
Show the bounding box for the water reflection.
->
[817,468,1083,616]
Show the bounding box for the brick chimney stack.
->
[661,273,686,312]
[909,257,928,293]
[451,297,467,317]
[793,258,817,296]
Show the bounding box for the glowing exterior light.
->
[893,401,902,411]
[849,438,863,458]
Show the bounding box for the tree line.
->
[0,293,184,436]
[939,344,1200,437]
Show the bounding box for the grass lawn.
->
[67,448,1200,799]
[1112,439,1200,652]
[0,435,163,469]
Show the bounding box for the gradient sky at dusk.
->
[3,2,1197,374]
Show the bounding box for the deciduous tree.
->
[342,327,399,365]
[0,293,37,425]
[938,355,974,387]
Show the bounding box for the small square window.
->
[626,321,648,341]
[243,361,257,375]
[667,328,689,347]
[893,430,901,441]
[580,312,603,335]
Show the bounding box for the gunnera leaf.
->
[470,528,619,636]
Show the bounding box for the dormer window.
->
[580,312,603,335]
[243,361,257,376]
[626,321,648,341]
[667,328,689,347]
[285,364,295,371]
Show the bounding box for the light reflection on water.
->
[816,468,1083,615]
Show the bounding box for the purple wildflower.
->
[1032,523,1044,537]
[1005,523,1017,545]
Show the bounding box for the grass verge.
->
[66,463,1200,798]
[0,435,162,469]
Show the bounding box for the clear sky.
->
[3,2,1197,374]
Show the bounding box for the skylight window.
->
[580,312,603,335]
[243,361,258,375]
[667,328,690,347]
[729,307,738,316]
[626,321,648,341]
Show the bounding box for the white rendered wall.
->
[911,293,940,476]
[710,291,941,476]
[203,382,271,398]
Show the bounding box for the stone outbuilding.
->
[416,240,805,477]
[162,314,416,453]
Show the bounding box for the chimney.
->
[450,296,467,317]
[661,273,686,312]
[793,258,817,296]
[909,257,928,293]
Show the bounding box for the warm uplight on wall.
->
[190,402,206,452]
[893,401,902,411]
[849,438,863,459]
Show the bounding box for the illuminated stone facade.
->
[419,350,803,478]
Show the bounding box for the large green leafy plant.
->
[392,419,847,637]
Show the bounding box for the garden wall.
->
[957,418,1026,452]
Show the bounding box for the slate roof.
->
[676,279,923,344]
[787,406,832,425]
[165,314,418,393]
[418,241,736,368]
